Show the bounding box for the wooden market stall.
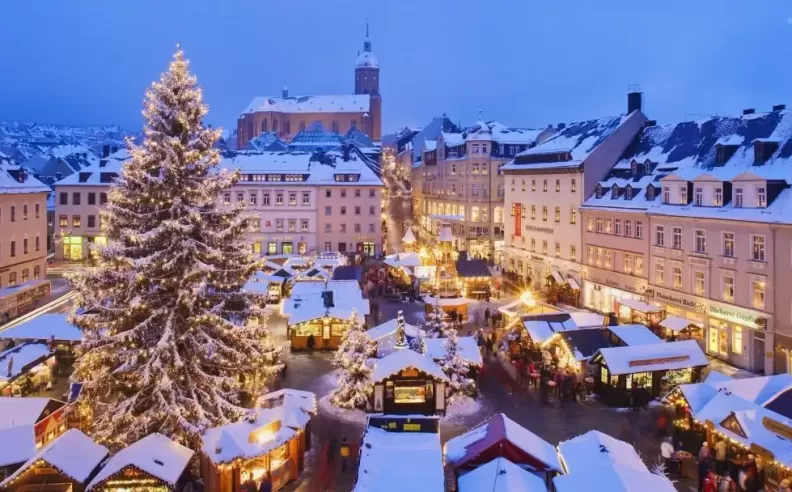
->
[0,429,108,492]
[201,390,316,492]
[455,259,492,300]
[86,433,194,492]
[371,349,450,416]
[614,298,665,327]
[658,316,704,342]
[0,397,70,479]
[589,340,707,407]
[0,342,56,396]
[423,295,469,322]
[444,413,562,482]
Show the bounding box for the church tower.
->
[354,23,382,141]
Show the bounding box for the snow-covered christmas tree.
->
[330,311,375,410]
[439,319,476,397]
[423,303,448,338]
[67,48,282,451]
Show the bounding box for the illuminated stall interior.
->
[201,390,316,492]
[86,433,194,492]
[615,298,664,327]
[0,342,56,396]
[455,259,492,300]
[371,349,449,416]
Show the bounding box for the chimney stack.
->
[282,86,289,98]
[773,104,786,111]
[743,108,755,115]
[102,145,110,157]
[627,92,643,114]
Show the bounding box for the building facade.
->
[237,28,381,146]
[0,164,50,288]
[53,148,383,261]
[581,105,792,374]
[415,120,554,262]
[502,97,646,294]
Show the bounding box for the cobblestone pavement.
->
[275,298,695,491]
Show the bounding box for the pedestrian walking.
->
[484,307,491,325]
[698,442,712,492]
[714,438,727,476]
[242,474,256,492]
[514,358,524,388]
[257,472,272,492]
[307,334,316,354]
[340,438,351,473]
[485,336,494,357]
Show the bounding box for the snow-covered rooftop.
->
[87,433,194,490]
[282,280,370,325]
[355,51,379,68]
[554,463,675,492]
[54,155,124,186]
[1,429,109,486]
[371,348,448,383]
[557,430,647,474]
[383,252,421,269]
[423,336,484,367]
[592,339,707,375]
[242,95,370,115]
[0,397,57,429]
[354,426,444,491]
[608,324,662,346]
[458,457,548,492]
[0,313,82,342]
[0,342,53,383]
[0,425,37,467]
[0,160,51,195]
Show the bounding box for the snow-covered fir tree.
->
[423,302,448,338]
[330,311,375,410]
[68,48,281,451]
[439,319,476,397]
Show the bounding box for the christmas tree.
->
[423,302,448,338]
[330,311,375,410]
[439,318,476,397]
[68,48,282,451]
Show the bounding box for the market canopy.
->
[423,337,483,367]
[616,298,663,314]
[384,252,422,269]
[0,314,82,342]
[590,340,707,375]
[557,430,647,474]
[659,316,695,333]
[553,463,675,492]
[454,259,491,279]
[458,457,548,492]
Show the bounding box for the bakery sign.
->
[648,287,766,329]
[628,355,690,367]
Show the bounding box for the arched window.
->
[332,121,339,133]
[261,120,267,133]
[33,265,40,279]
[21,268,29,283]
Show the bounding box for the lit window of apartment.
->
[554,207,560,223]
[672,227,682,250]
[723,232,735,257]
[302,192,310,205]
[693,271,706,295]
[723,273,735,302]
[624,220,633,237]
[655,225,665,247]
[679,186,688,204]
[733,326,743,354]
[752,235,766,261]
[276,219,284,232]
[714,187,723,206]
[72,215,81,227]
[472,163,480,175]
[543,180,548,192]
[587,246,594,265]
[655,260,665,285]
[596,217,603,233]
[613,219,621,235]
[531,180,536,192]
[635,256,644,275]
[662,186,670,203]
[59,215,67,227]
[757,186,767,208]
[605,219,613,234]
[555,179,561,192]
[288,219,296,232]
[542,206,548,221]
[531,206,536,220]
[694,187,703,206]
[604,250,612,269]
[570,245,576,260]
[571,179,576,192]
[734,188,743,208]
[287,193,296,205]
[673,266,683,289]
[587,217,593,231]
[555,242,561,257]
[694,230,706,254]
[752,277,766,309]
[635,221,644,239]
[570,209,577,224]
[624,254,633,274]
[595,248,603,266]
[481,163,489,175]
[542,240,548,254]
[301,220,309,232]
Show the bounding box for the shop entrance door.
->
[753,337,765,374]
[708,326,719,355]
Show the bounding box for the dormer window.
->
[714,187,723,206]
[754,139,779,164]
[646,185,655,201]
[662,186,670,203]
[625,186,633,200]
[595,184,603,199]
[716,144,739,166]
[757,186,767,208]
[679,186,688,205]
[694,187,703,206]
[611,184,620,199]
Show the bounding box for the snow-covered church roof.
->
[241,95,370,115]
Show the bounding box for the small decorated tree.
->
[439,320,476,397]
[330,311,375,410]
[423,303,448,338]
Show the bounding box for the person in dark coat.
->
[242,473,256,492]
[257,472,272,492]
[306,334,315,354]
[484,308,491,325]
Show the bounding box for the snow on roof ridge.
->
[242,94,371,115]
[371,348,448,382]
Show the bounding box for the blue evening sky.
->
[1,1,790,135]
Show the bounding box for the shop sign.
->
[400,367,419,377]
[525,225,554,234]
[368,416,440,433]
[628,355,690,367]
[649,287,766,329]
[530,255,549,263]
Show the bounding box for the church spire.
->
[363,20,372,52]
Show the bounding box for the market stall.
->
[423,336,483,378]
[201,390,315,492]
[423,296,469,322]
[614,298,664,327]
[247,272,287,303]
[457,457,548,492]
[0,280,52,323]
[0,342,56,396]
[0,397,70,478]
[0,429,109,492]
[658,316,704,342]
[86,433,194,492]
[366,318,424,357]
[371,349,449,416]
[589,340,707,407]
[455,259,492,300]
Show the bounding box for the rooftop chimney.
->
[557,123,566,130]
[645,120,657,127]
[773,104,786,111]
[102,145,110,158]
[743,108,755,115]
[282,86,289,98]
[627,92,643,114]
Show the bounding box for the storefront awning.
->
[659,316,694,333]
[617,297,663,314]
[547,270,564,284]
[566,278,580,290]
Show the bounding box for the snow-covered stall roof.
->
[423,336,483,367]
[0,397,59,429]
[0,342,53,384]
[371,349,448,383]
[87,433,194,490]
[659,316,696,333]
[591,340,707,375]
[0,425,37,467]
[354,426,444,492]
[0,313,82,342]
[258,388,317,415]
[458,457,547,492]
[1,429,109,486]
[383,252,421,269]
[202,404,311,465]
[523,317,579,344]
[615,297,663,313]
[445,413,562,472]
[557,430,647,474]
[553,463,675,492]
[608,324,662,346]
[423,296,470,307]
[568,311,604,328]
[366,318,424,357]
[671,373,792,418]
[242,95,370,115]
[282,280,370,325]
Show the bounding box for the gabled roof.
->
[455,259,491,278]
[242,95,370,115]
[592,340,707,375]
[458,457,548,492]
[371,349,448,383]
[557,430,647,474]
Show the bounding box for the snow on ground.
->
[318,394,369,426]
[444,395,485,422]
